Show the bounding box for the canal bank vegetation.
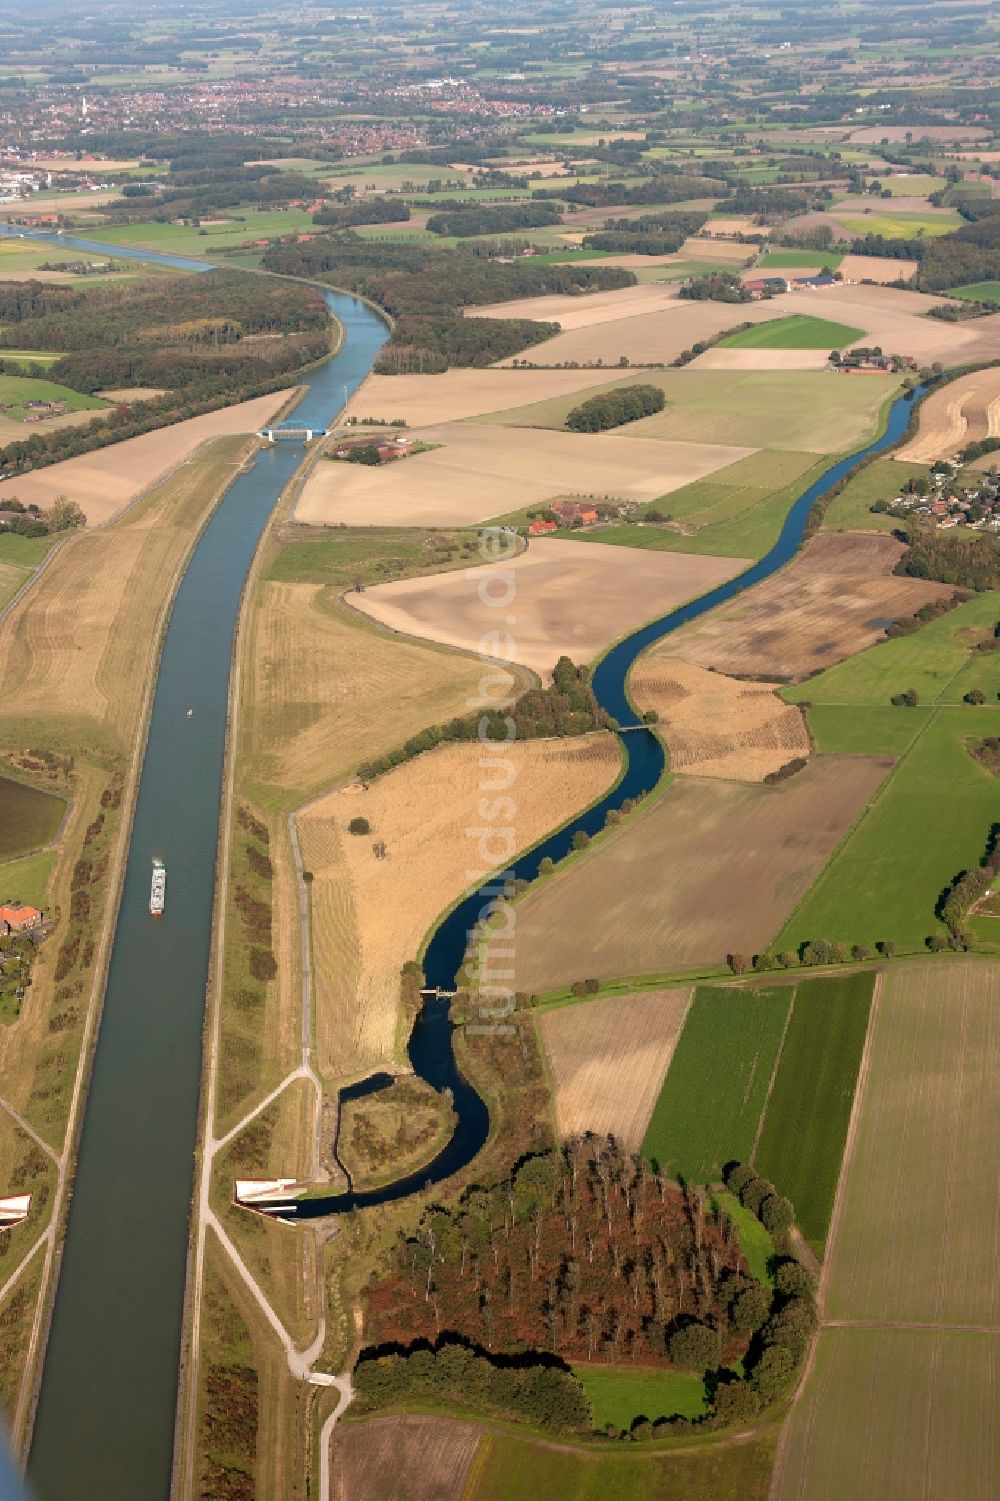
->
[0,1252,45,1428]
[211,1079,318,1348]
[338,1076,456,1193]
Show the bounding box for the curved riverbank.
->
[285,379,927,1220]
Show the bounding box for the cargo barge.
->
[149,859,166,917]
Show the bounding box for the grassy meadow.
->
[0,774,64,858]
[574,1365,709,1428]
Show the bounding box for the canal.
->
[20,263,387,1500]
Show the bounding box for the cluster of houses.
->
[328,434,414,464]
[528,499,601,534]
[742,270,841,298]
[875,465,1000,530]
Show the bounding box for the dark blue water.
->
[25,285,387,1501]
[284,382,925,1220]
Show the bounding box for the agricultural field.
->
[947,281,1000,304]
[777,708,1000,953]
[659,531,953,680]
[342,368,621,427]
[824,960,1000,1325]
[0,434,255,749]
[462,1421,778,1500]
[782,589,1000,708]
[641,984,791,1182]
[0,558,33,615]
[717,315,864,350]
[759,250,843,270]
[478,368,899,456]
[351,538,750,678]
[0,851,54,910]
[628,657,810,780]
[837,254,919,283]
[240,585,489,810]
[330,1414,483,1501]
[297,420,752,529]
[754,971,875,1252]
[0,390,292,524]
[536,987,692,1150]
[0,774,64,859]
[774,962,1000,1501]
[298,735,622,1080]
[894,366,1000,464]
[0,373,107,420]
[774,1328,1000,1501]
[498,756,891,993]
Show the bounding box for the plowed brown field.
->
[537,987,692,1149]
[330,1414,481,1501]
[629,657,810,779]
[657,531,954,680]
[351,538,750,678]
[495,755,892,992]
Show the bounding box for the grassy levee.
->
[0,1252,45,1428]
[463,1424,778,1500]
[641,984,791,1182]
[0,433,261,1440]
[195,1233,310,1501]
[753,971,875,1253]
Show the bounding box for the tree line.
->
[893,522,1000,592]
[356,656,611,783]
[565,384,665,431]
[425,202,562,237]
[262,234,634,373]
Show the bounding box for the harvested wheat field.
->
[629,657,810,780]
[0,390,292,524]
[298,735,622,1080]
[468,282,683,330]
[296,421,752,528]
[838,254,919,284]
[343,367,619,427]
[352,538,750,678]
[494,756,892,993]
[97,387,167,403]
[537,988,692,1150]
[0,406,110,447]
[0,435,253,747]
[679,235,755,262]
[895,366,1000,464]
[657,531,954,680]
[330,1414,482,1501]
[242,586,492,809]
[691,347,832,371]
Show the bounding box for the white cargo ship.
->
[150,858,166,917]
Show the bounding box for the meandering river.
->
[1,227,923,1495]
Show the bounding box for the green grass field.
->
[711,1191,775,1283]
[880,174,947,197]
[718,315,863,351]
[466,1427,777,1501]
[0,350,63,368]
[0,849,55,908]
[946,281,1000,304]
[85,209,317,256]
[754,972,875,1251]
[266,525,485,587]
[777,706,1000,953]
[759,249,843,269]
[0,774,65,858]
[820,457,933,532]
[0,374,106,419]
[839,213,960,240]
[574,1365,708,1428]
[642,985,791,1182]
[804,704,931,756]
[0,533,52,567]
